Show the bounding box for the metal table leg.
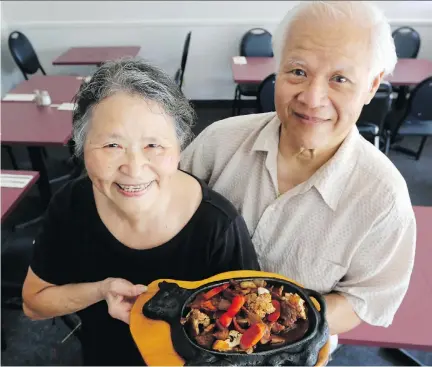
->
[27,146,51,207]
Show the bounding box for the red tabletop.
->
[0,102,72,146]
[8,75,83,104]
[52,46,141,66]
[340,206,432,351]
[231,57,432,87]
[231,57,276,84]
[386,59,432,86]
[1,170,39,222]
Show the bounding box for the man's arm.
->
[332,200,416,329]
[324,293,361,335]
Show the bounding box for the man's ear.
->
[365,71,385,105]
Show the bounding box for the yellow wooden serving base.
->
[130,270,330,366]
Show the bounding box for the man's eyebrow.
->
[284,58,308,67]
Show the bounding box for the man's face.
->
[275,18,383,151]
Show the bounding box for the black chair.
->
[174,32,191,91]
[392,27,421,59]
[2,146,19,170]
[1,231,82,350]
[7,31,48,167]
[233,28,273,116]
[8,31,46,80]
[384,76,432,160]
[257,73,276,113]
[392,27,421,110]
[357,81,392,150]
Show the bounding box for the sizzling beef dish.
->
[181,279,309,354]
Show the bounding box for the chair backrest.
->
[257,73,276,113]
[176,31,191,90]
[357,81,392,131]
[8,31,45,80]
[391,76,432,135]
[392,27,421,59]
[240,28,273,57]
[405,76,432,121]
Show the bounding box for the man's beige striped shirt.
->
[180,112,416,327]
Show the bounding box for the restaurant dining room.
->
[1,1,432,366]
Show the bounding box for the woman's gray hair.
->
[72,57,196,158]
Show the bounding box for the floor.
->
[1,104,431,365]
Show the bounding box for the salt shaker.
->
[33,90,42,105]
[40,90,51,106]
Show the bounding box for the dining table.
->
[1,102,73,206]
[52,46,141,66]
[1,170,40,223]
[231,57,432,87]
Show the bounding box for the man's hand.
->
[99,278,147,324]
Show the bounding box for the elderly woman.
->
[181,0,416,352]
[22,58,259,365]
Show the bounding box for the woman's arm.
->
[22,267,104,320]
[23,267,147,322]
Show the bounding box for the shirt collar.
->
[251,114,360,211]
[251,113,281,153]
[306,126,360,211]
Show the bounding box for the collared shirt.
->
[180,112,416,327]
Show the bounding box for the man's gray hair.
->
[72,57,196,158]
[272,1,398,79]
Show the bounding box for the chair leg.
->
[415,136,428,161]
[374,135,380,149]
[5,146,19,170]
[232,86,239,116]
[384,133,391,156]
[237,95,242,116]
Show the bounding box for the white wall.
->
[2,1,432,100]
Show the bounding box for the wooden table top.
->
[1,170,40,222]
[52,46,141,66]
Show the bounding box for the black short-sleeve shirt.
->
[30,174,259,365]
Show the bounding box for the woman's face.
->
[84,92,180,217]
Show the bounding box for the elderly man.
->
[181,0,416,345]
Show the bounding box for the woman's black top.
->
[30,174,260,365]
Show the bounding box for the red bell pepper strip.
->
[240,322,267,349]
[202,283,230,300]
[219,295,245,328]
[267,300,281,322]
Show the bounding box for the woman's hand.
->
[99,278,147,324]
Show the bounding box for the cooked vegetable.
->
[267,300,281,322]
[240,322,267,349]
[203,283,230,300]
[183,279,308,354]
[232,317,246,333]
[219,295,245,328]
[212,339,231,352]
